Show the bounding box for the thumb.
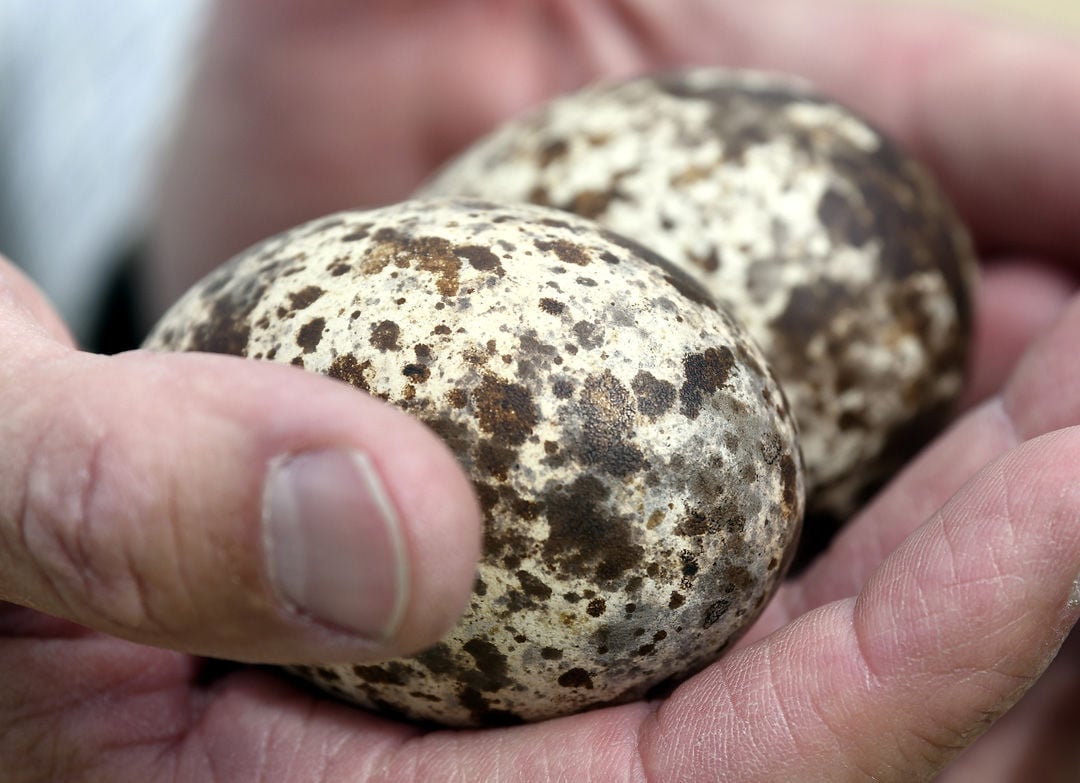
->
[0,265,481,663]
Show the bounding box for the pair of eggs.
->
[145,68,976,726]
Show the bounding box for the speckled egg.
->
[143,197,804,726]
[420,68,978,528]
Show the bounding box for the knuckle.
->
[16,407,166,634]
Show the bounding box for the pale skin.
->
[2,0,1080,779]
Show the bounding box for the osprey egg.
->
[143,197,804,726]
[421,68,978,531]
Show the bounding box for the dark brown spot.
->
[351,662,412,685]
[456,244,505,277]
[367,229,462,295]
[701,599,730,629]
[557,667,594,689]
[462,638,512,692]
[327,259,351,276]
[473,482,500,518]
[780,453,800,517]
[315,666,340,681]
[414,642,456,675]
[296,317,325,353]
[679,347,736,419]
[770,281,853,358]
[327,354,371,392]
[586,597,606,617]
[187,266,267,356]
[341,223,373,242]
[632,370,676,418]
[458,686,523,727]
[817,185,875,247]
[542,476,644,581]
[539,297,565,315]
[541,647,563,660]
[668,591,685,610]
[552,378,575,399]
[287,285,325,311]
[575,370,646,476]
[369,320,401,352]
[447,388,468,409]
[723,564,754,594]
[403,363,430,383]
[690,248,721,273]
[679,550,700,588]
[472,375,537,445]
[534,238,590,266]
[539,138,569,167]
[656,75,829,161]
[565,189,618,220]
[417,241,461,295]
[675,494,743,538]
[516,570,552,601]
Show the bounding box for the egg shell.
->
[143,197,804,726]
[420,68,978,526]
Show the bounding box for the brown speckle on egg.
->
[143,197,804,726]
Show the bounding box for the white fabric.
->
[0,0,209,341]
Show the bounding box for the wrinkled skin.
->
[3,1,1080,780]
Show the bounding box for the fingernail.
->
[263,450,409,640]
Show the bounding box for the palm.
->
[18,0,1077,779]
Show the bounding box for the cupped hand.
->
[7,0,1080,781]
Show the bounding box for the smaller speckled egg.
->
[420,68,978,531]
[143,197,804,726]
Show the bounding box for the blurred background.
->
[870,0,1080,31]
[0,0,1076,355]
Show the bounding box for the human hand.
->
[0,255,482,775]
[11,0,1080,780]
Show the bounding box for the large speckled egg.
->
[143,197,803,726]
[420,68,978,528]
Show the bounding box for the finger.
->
[0,256,76,347]
[750,290,1080,637]
[0,300,482,663]
[1002,294,1080,440]
[636,0,1080,261]
[544,0,652,79]
[959,257,1077,411]
[935,630,1080,781]
[0,635,198,781]
[640,428,1080,782]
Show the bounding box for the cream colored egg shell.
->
[420,68,978,522]
[144,198,804,726]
